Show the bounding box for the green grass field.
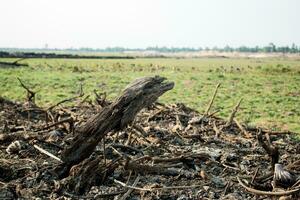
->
[1,57,300,133]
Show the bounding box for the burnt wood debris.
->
[0,75,299,199]
[56,76,174,177]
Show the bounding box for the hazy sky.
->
[1,0,299,48]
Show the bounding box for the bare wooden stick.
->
[225,98,242,127]
[222,181,231,196]
[119,175,140,200]
[205,83,220,115]
[93,190,127,199]
[12,58,27,64]
[17,77,36,103]
[222,163,240,171]
[251,167,259,185]
[114,178,207,191]
[291,179,300,188]
[237,177,300,196]
[213,121,221,138]
[37,117,73,131]
[234,119,252,138]
[94,90,110,107]
[34,144,63,163]
[0,59,28,67]
[46,92,84,111]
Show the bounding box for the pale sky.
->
[1,0,299,49]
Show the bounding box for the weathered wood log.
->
[0,59,28,67]
[58,157,120,194]
[58,76,174,177]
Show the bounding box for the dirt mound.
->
[0,78,299,200]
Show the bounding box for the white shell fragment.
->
[6,140,23,154]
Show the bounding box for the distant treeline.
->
[0,51,134,59]
[143,43,300,53]
[1,43,299,53]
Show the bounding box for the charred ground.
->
[0,77,299,199]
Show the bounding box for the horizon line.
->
[0,43,299,51]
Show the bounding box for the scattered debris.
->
[0,76,299,199]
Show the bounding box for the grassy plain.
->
[0,57,299,133]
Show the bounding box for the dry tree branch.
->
[46,84,84,111]
[257,130,279,170]
[17,77,36,103]
[205,83,220,115]
[234,119,252,138]
[34,144,63,163]
[12,58,27,65]
[114,178,207,191]
[237,177,300,196]
[225,98,242,127]
[119,175,141,200]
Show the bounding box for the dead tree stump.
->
[57,76,174,177]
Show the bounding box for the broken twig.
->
[205,83,220,115]
[237,177,300,196]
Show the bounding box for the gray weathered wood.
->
[58,76,174,177]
